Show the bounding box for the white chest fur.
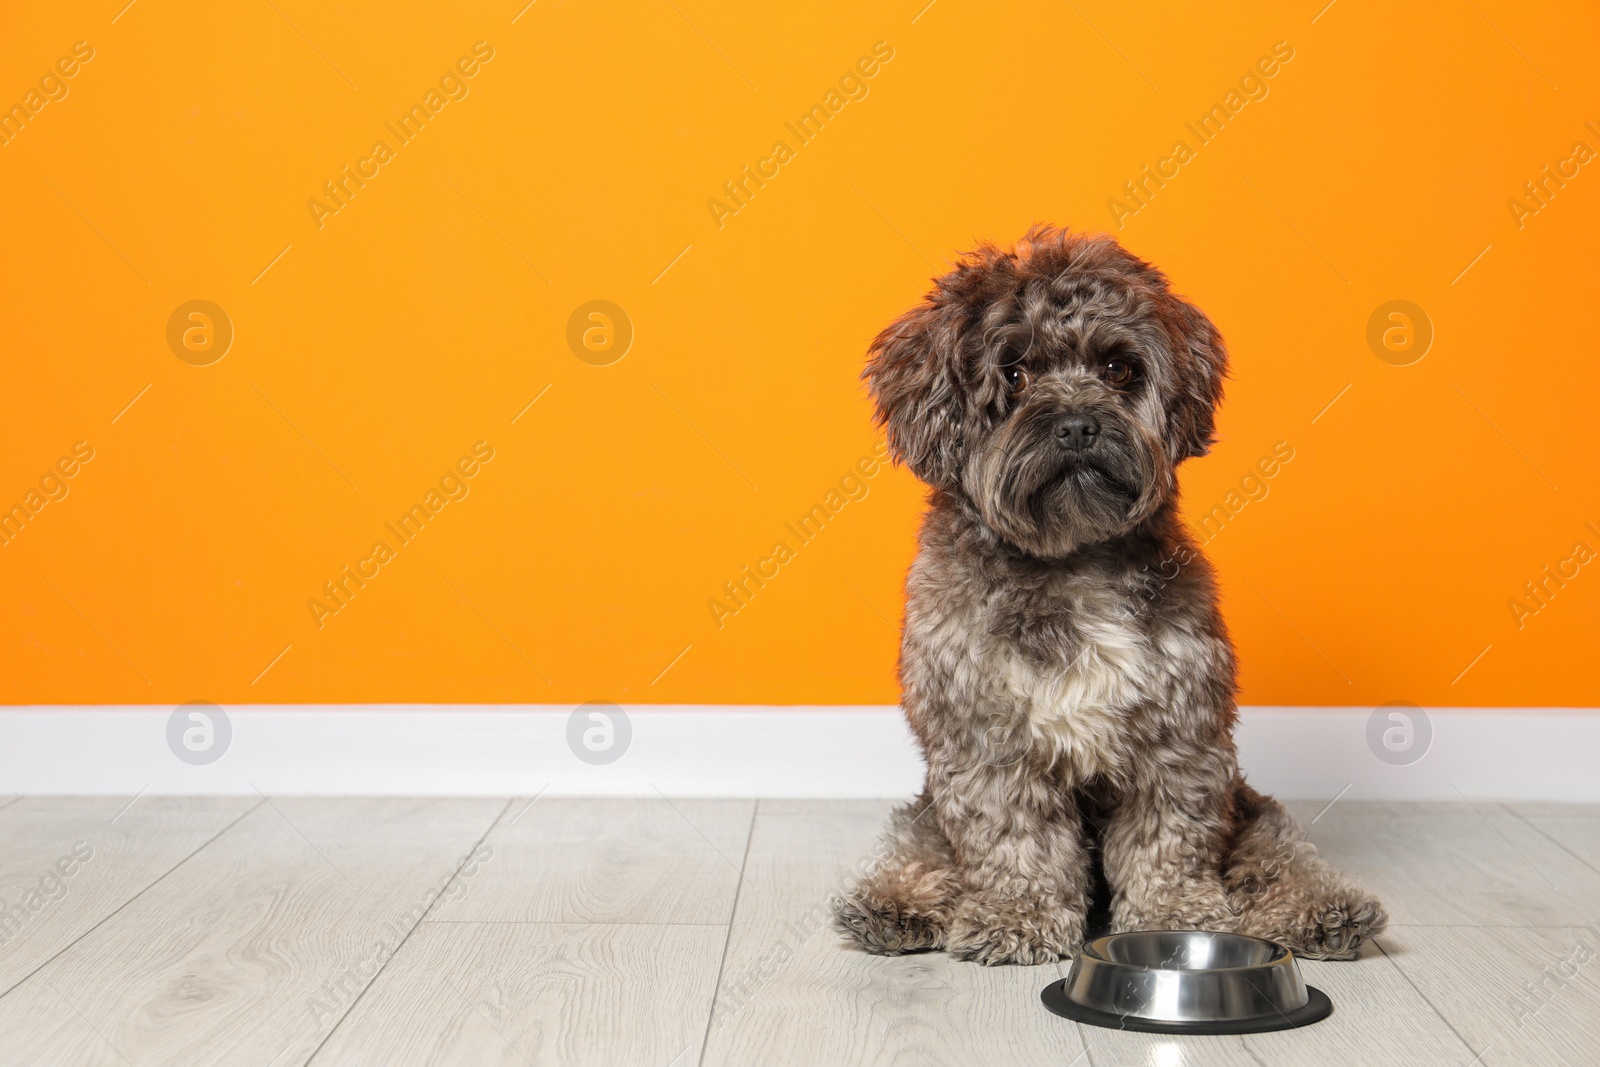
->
[995,609,1150,780]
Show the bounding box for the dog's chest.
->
[907,528,1225,779]
[991,589,1154,773]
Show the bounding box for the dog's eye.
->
[1103,359,1137,387]
[1004,366,1029,394]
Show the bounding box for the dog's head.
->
[864,226,1227,558]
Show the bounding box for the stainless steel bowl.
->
[1041,931,1333,1034]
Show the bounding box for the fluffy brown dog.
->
[832,227,1385,966]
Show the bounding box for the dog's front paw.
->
[1242,886,1388,961]
[947,893,1083,966]
[1291,889,1388,960]
[831,888,946,956]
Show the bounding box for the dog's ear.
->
[863,291,971,491]
[1161,294,1228,460]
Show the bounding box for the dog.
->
[832,226,1385,966]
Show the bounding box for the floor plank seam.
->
[300,796,515,1067]
[1073,1025,1095,1067]
[0,797,266,1004]
[695,798,760,1067]
[1370,936,1486,1063]
[1502,804,1600,880]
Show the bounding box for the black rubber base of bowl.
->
[1040,979,1333,1034]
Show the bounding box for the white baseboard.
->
[0,706,1595,801]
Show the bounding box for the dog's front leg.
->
[1102,754,1237,935]
[936,769,1089,966]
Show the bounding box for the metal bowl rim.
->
[1079,930,1296,973]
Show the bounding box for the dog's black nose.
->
[1054,413,1100,450]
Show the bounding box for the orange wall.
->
[1,0,1596,707]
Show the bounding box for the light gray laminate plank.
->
[1239,933,1473,1067]
[0,797,505,1067]
[1509,811,1600,880]
[1502,803,1600,819]
[1076,1021,1254,1066]
[310,920,726,1066]
[428,797,755,925]
[0,796,256,994]
[1284,801,1600,927]
[0,975,128,1066]
[1373,924,1600,1067]
[702,799,1087,1067]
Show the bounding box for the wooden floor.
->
[1,797,1597,1066]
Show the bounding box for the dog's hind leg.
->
[1225,780,1388,960]
[831,791,960,955]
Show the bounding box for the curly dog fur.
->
[833,227,1385,965]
